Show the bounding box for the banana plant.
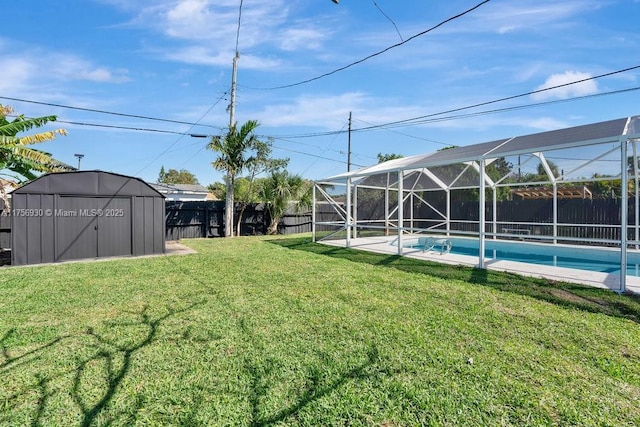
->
[1,105,73,209]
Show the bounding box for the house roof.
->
[150,183,209,194]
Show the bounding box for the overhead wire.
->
[351,117,450,146]
[268,75,640,140]
[353,65,640,131]
[271,143,358,166]
[373,1,403,41]
[53,119,200,136]
[243,0,491,90]
[298,123,349,175]
[134,90,229,175]
[0,95,225,131]
[353,85,640,132]
[11,82,638,143]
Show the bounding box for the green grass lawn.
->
[2,235,640,426]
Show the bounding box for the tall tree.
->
[261,170,311,235]
[157,166,199,184]
[207,119,264,237]
[1,105,73,208]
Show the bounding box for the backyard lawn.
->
[1,234,640,426]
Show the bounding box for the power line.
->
[54,119,198,136]
[6,67,637,145]
[373,1,403,41]
[352,117,450,146]
[355,65,640,131]
[0,95,226,131]
[299,123,349,175]
[134,90,229,176]
[269,77,640,141]
[22,83,638,143]
[271,142,360,167]
[244,0,491,90]
[355,85,640,131]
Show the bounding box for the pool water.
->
[403,237,640,276]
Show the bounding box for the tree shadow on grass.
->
[70,303,201,427]
[267,237,640,324]
[237,316,384,426]
[1,302,201,427]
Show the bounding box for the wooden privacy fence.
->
[413,198,636,241]
[347,197,638,242]
[0,201,312,247]
[3,198,637,248]
[165,201,311,240]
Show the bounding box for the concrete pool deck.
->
[319,236,640,294]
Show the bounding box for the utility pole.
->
[229,51,239,128]
[223,51,240,238]
[347,111,352,172]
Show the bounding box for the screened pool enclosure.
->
[313,116,640,293]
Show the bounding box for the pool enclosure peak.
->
[320,115,640,181]
[313,115,640,293]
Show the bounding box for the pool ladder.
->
[418,236,453,254]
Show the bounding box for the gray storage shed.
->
[11,171,165,265]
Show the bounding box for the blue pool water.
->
[403,236,640,276]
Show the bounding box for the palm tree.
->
[261,170,311,235]
[1,105,73,209]
[208,119,262,237]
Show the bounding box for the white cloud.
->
[129,0,289,47]
[279,27,329,51]
[162,46,281,69]
[0,47,130,89]
[258,92,364,127]
[103,0,338,68]
[531,71,598,101]
[77,67,130,83]
[256,92,428,129]
[518,116,570,131]
[0,57,37,93]
[41,53,130,83]
[471,0,603,34]
[162,0,238,41]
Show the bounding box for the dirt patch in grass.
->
[545,287,602,306]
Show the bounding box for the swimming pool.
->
[401,236,640,276]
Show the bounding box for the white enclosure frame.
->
[313,116,640,293]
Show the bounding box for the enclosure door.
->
[56,197,132,261]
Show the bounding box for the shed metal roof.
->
[14,170,164,197]
[321,115,640,181]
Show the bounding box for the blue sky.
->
[2,0,639,186]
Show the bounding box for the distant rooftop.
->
[150,183,209,194]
